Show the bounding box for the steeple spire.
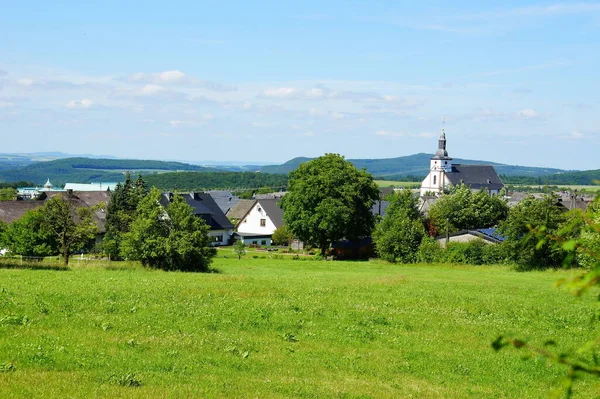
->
[433,127,449,159]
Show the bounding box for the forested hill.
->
[0,158,221,186]
[143,171,289,191]
[259,153,567,177]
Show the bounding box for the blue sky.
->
[0,1,598,169]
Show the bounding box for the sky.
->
[0,1,599,170]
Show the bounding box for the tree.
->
[0,188,17,201]
[40,194,99,265]
[2,209,57,257]
[498,194,566,269]
[373,190,426,263]
[279,154,380,256]
[103,172,146,260]
[271,226,294,246]
[121,188,216,271]
[233,240,246,260]
[428,184,509,234]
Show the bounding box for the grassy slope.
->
[0,258,598,398]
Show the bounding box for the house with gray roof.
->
[420,129,504,196]
[160,192,234,246]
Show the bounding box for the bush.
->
[417,237,443,263]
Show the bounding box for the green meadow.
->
[0,257,598,398]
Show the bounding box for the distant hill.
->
[259,154,567,177]
[0,158,221,186]
[144,171,289,191]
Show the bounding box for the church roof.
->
[446,164,504,191]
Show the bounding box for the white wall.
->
[236,202,278,235]
[208,229,232,246]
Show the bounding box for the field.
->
[374,180,420,188]
[0,257,598,398]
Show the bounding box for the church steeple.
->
[430,126,453,173]
[433,128,450,159]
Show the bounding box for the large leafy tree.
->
[428,184,509,234]
[498,194,566,269]
[373,190,425,263]
[39,194,99,265]
[279,153,380,256]
[2,209,57,257]
[121,188,216,271]
[103,172,148,260]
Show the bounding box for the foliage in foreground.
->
[494,195,600,397]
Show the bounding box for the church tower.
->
[420,129,453,196]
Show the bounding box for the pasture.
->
[0,257,598,398]
[374,180,420,188]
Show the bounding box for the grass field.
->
[513,184,600,193]
[374,180,420,188]
[0,257,598,398]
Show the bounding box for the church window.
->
[433,176,437,185]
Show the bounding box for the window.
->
[261,240,267,246]
[433,175,437,185]
[212,235,223,243]
[260,219,266,227]
[252,240,258,245]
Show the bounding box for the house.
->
[420,130,504,196]
[234,198,284,246]
[17,178,65,199]
[206,190,241,215]
[160,192,234,246]
[435,227,506,247]
[0,191,110,241]
[63,182,118,191]
[226,199,257,223]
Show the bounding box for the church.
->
[420,130,504,197]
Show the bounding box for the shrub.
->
[417,237,443,263]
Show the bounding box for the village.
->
[0,131,594,262]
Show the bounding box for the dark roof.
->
[227,199,256,219]
[446,164,504,191]
[0,192,109,233]
[45,191,109,233]
[161,192,234,231]
[207,190,240,214]
[372,200,390,217]
[476,228,506,242]
[0,201,44,224]
[257,199,284,228]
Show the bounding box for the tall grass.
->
[0,258,597,397]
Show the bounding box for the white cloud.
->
[140,84,165,95]
[261,87,297,98]
[558,131,586,140]
[121,70,236,92]
[375,130,435,138]
[66,99,93,109]
[16,78,34,87]
[516,108,540,118]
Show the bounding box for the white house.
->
[235,198,284,246]
[420,129,504,196]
